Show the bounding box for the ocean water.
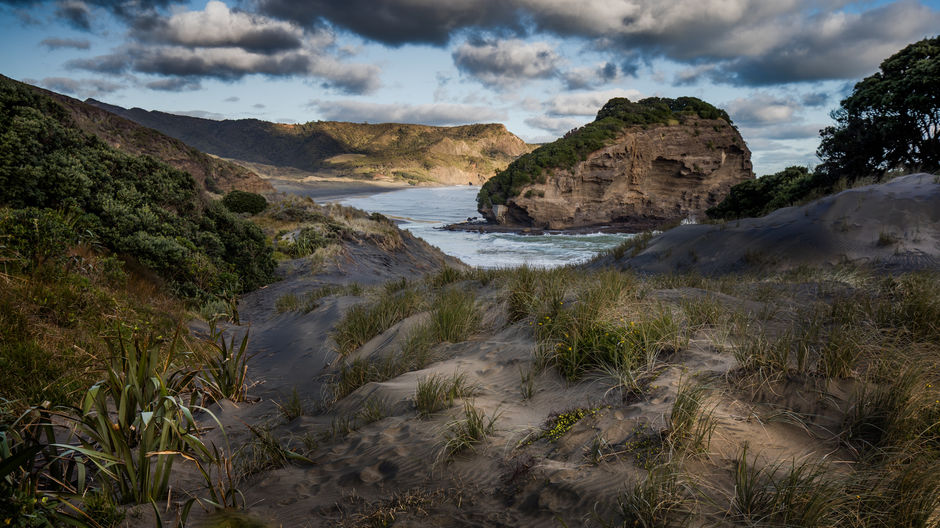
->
[340,186,634,268]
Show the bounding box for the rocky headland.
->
[473,97,753,231]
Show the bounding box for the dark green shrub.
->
[221,190,268,215]
[706,166,814,220]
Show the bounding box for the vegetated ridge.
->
[0,73,276,300]
[86,99,534,186]
[2,75,271,194]
[477,97,753,230]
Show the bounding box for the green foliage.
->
[413,373,477,418]
[332,286,424,356]
[817,36,939,185]
[0,76,275,299]
[221,190,267,215]
[539,407,600,442]
[706,166,815,220]
[478,96,731,209]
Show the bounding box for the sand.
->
[157,173,939,527]
[599,173,940,275]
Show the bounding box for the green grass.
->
[413,373,477,418]
[332,285,424,356]
[665,381,715,455]
[440,402,500,461]
[429,287,480,343]
[619,464,692,528]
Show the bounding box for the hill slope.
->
[87,100,533,185]
[0,76,271,194]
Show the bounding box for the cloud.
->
[55,0,90,31]
[169,109,227,120]
[546,89,643,117]
[740,123,826,141]
[725,94,800,126]
[254,0,939,86]
[39,37,90,49]
[311,100,506,126]
[561,62,618,90]
[524,115,588,136]
[256,0,519,46]
[135,1,306,54]
[252,103,265,108]
[453,39,560,88]
[224,96,240,102]
[144,77,201,91]
[64,2,382,94]
[801,92,830,108]
[39,76,122,97]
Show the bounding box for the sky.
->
[1,0,937,176]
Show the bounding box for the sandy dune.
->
[598,173,940,275]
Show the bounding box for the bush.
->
[706,166,814,220]
[222,190,268,215]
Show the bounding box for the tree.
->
[817,36,939,184]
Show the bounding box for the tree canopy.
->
[817,35,939,184]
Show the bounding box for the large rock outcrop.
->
[478,97,754,230]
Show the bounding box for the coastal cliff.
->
[478,97,754,230]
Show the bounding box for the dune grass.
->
[440,402,500,461]
[332,284,425,356]
[414,373,477,418]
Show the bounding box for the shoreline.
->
[441,218,661,235]
[266,177,413,202]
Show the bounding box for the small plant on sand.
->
[519,367,535,400]
[730,445,842,527]
[618,463,692,528]
[440,402,499,460]
[414,373,477,418]
[274,388,304,421]
[430,287,480,343]
[876,231,898,247]
[536,407,601,443]
[333,286,424,355]
[194,322,252,403]
[356,397,389,425]
[664,381,715,456]
[275,292,300,313]
[680,296,725,328]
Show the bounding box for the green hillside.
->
[0,75,275,300]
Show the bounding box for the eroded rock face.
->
[483,118,753,230]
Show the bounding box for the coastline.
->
[441,218,663,235]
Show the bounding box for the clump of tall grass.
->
[413,373,477,418]
[193,322,251,403]
[665,381,715,455]
[439,402,499,461]
[731,446,842,527]
[618,463,692,528]
[430,287,479,343]
[332,285,424,355]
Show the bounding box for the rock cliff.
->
[478,97,753,230]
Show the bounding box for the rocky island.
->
[474,97,753,231]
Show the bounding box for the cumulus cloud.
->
[39,76,122,97]
[144,77,201,91]
[311,100,506,126]
[135,1,306,53]
[740,123,826,141]
[55,0,91,31]
[254,0,939,86]
[39,37,90,49]
[561,62,618,90]
[64,1,381,94]
[546,89,643,117]
[256,0,519,46]
[725,94,801,126]
[453,39,561,88]
[524,115,588,136]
